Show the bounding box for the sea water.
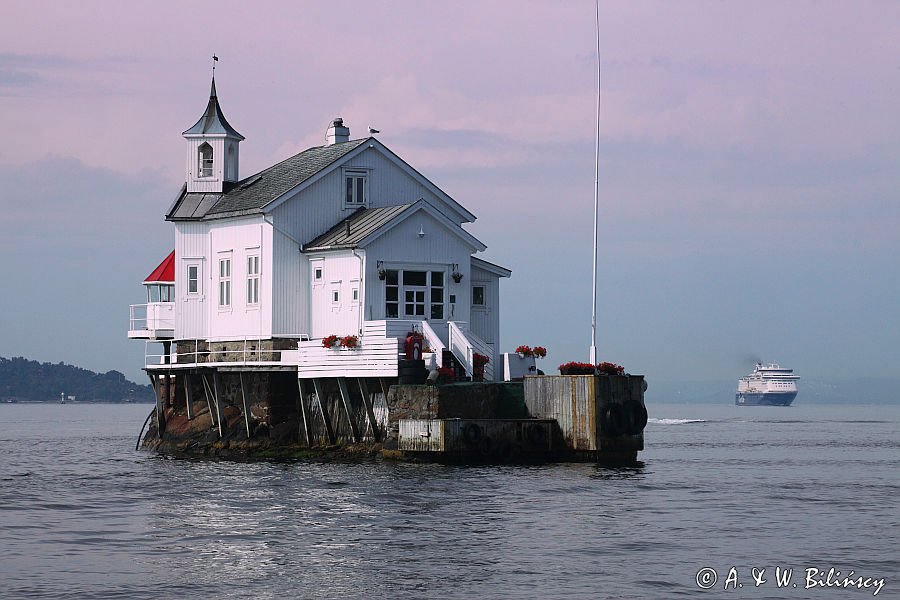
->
[1,402,897,599]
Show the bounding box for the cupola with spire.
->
[182,76,244,193]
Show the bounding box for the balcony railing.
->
[139,319,494,380]
[143,337,300,368]
[128,303,175,339]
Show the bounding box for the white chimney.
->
[325,117,350,145]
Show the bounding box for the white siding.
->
[470,262,502,369]
[307,250,364,338]
[270,146,464,248]
[175,221,209,339]
[271,229,305,337]
[204,216,273,340]
[185,137,227,193]
[364,211,476,334]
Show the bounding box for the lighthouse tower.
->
[182,77,244,193]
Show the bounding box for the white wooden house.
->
[129,78,510,383]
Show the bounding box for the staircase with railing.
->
[447,321,495,381]
[420,320,446,368]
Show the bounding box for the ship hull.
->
[735,391,796,406]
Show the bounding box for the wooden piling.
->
[337,377,361,443]
[312,378,336,444]
[212,370,224,438]
[357,378,381,442]
[146,372,164,434]
[297,379,314,447]
[201,372,216,427]
[239,372,251,439]
[184,373,194,420]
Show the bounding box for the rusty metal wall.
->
[524,375,598,450]
[524,375,647,452]
[399,419,450,452]
[398,418,555,455]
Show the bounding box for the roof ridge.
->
[232,137,369,187]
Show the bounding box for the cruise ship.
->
[735,363,799,406]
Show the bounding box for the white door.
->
[470,281,492,343]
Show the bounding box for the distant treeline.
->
[0,356,153,403]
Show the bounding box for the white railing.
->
[143,337,296,368]
[447,321,495,381]
[364,319,425,339]
[129,303,175,337]
[296,337,402,378]
[448,321,474,377]
[420,321,445,368]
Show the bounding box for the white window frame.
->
[198,142,214,178]
[246,251,260,307]
[330,280,342,308]
[311,259,324,287]
[472,285,486,307]
[343,167,369,208]
[218,253,232,309]
[383,267,446,320]
[185,261,202,298]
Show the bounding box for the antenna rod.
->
[590,0,601,364]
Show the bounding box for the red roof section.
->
[144,250,175,284]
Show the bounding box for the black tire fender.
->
[627,402,648,435]
[601,404,626,437]
[462,423,483,445]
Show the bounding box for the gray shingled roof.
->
[182,78,244,139]
[304,204,413,250]
[167,138,369,221]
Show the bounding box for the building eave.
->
[472,256,512,278]
[356,199,486,251]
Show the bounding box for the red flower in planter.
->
[515,345,534,357]
[596,362,624,375]
[473,352,490,381]
[322,334,340,349]
[558,361,595,375]
[340,335,359,349]
[533,346,547,358]
[557,361,626,375]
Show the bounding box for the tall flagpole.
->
[590,0,601,364]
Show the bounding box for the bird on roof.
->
[368,126,380,134]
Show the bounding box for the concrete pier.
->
[141,372,647,462]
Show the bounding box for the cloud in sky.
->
[0,0,898,385]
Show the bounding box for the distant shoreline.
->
[2,399,154,404]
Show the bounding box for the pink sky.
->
[1,1,898,384]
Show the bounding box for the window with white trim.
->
[218,255,232,307]
[385,269,399,318]
[472,285,485,306]
[187,264,199,295]
[311,259,324,285]
[384,269,445,320]
[246,253,260,306]
[344,169,367,207]
[198,143,213,178]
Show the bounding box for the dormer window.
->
[198,143,214,178]
[344,168,368,207]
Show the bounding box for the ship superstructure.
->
[735,363,799,406]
